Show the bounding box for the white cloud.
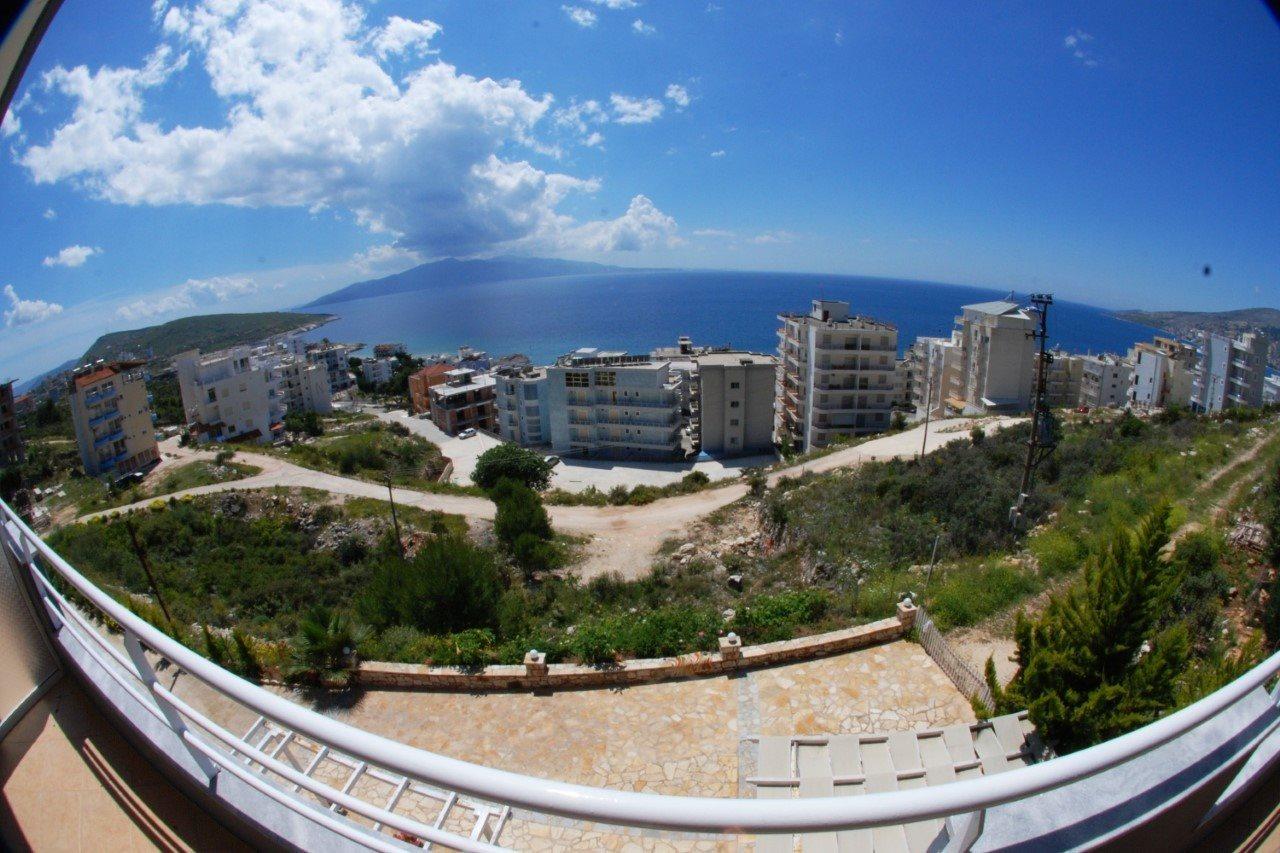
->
[372,16,441,58]
[350,243,423,273]
[834,29,844,46]
[563,195,679,252]
[43,208,57,220]
[664,83,690,108]
[1064,28,1098,67]
[42,244,101,268]
[562,6,598,28]
[751,230,797,244]
[585,0,637,8]
[692,228,734,238]
[709,149,725,158]
[610,93,663,124]
[632,19,656,36]
[115,274,259,321]
[0,111,20,140]
[3,285,64,327]
[18,0,674,259]
[583,131,605,147]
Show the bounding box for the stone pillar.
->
[523,649,548,678]
[896,597,918,630]
[718,632,742,666]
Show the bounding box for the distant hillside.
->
[303,255,636,307]
[1115,306,1280,368]
[80,312,334,365]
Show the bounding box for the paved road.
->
[80,416,1020,579]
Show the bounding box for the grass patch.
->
[544,470,722,506]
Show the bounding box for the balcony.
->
[594,396,676,409]
[84,386,117,406]
[93,428,125,447]
[4,497,1280,850]
[87,407,121,427]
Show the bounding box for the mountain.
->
[302,256,637,307]
[80,312,335,365]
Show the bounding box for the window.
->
[596,371,616,387]
[565,372,589,387]
[730,381,740,389]
[730,418,740,426]
[730,401,740,408]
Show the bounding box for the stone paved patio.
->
[170,638,973,849]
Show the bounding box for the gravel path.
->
[79,417,1022,579]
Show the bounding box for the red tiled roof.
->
[73,367,116,389]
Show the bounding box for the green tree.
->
[358,536,503,633]
[491,479,553,549]
[472,444,554,492]
[284,410,324,438]
[990,506,1190,753]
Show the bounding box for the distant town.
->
[1,294,1276,507]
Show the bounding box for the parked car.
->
[545,455,561,468]
[458,428,477,439]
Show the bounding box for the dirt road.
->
[80,417,1020,579]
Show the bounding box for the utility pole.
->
[1011,293,1056,529]
[124,517,177,633]
[384,472,405,559]
[919,353,934,460]
[922,531,943,605]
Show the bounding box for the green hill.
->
[80,312,334,364]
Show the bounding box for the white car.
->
[458,428,478,439]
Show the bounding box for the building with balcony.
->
[1266,373,1279,406]
[174,348,285,445]
[545,349,684,459]
[1190,330,1268,412]
[1078,354,1133,409]
[427,368,497,435]
[904,336,963,419]
[1128,336,1197,411]
[1042,349,1085,409]
[67,361,159,477]
[696,352,777,456]
[408,363,453,414]
[360,357,396,387]
[372,342,406,358]
[306,342,357,396]
[952,300,1037,414]
[277,357,333,415]
[0,379,23,467]
[494,366,548,446]
[776,300,899,452]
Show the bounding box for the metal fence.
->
[916,607,996,711]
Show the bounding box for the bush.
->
[358,536,503,634]
[627,607,719,657]
[570,618,622,664]
[214,449,236,466]
[683,470,711,488]
[970,426,985,445]
[472,445,554,492]
[607,485,630,505]
[492,479,553,549]
[512,532,557,577]
[733,590,829,643]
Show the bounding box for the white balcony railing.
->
[4,496,1280,850]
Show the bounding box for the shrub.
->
[492,479,553,549]
[472,445,554,492]
[970,425,985,445]
[512,532,557,578]
[733,590,830,643]
[627,607,719,657]
[358,536,503,634]
[745,467,768,498]
[891,411,908,431]
[570,619,621,665]
[433,629,496,668]
[607,485,630,505]
[284,606,369,688]
[683,471,711,488]
[214,449,235,466]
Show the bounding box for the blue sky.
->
[1,0,1278,382]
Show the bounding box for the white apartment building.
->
[174,348,285,444]
[545,349,683,459]
[1043,350,1085,409]
[307,343,356,396]
[1078,355,1133,409]
[1265,373,1279,406]
[1190,331,1268,412]
[277,357,332,415]
[1127,337,1197,410]
[953,300,1037,413]
[696,352,777,456]
[776,300,898,452]
[67,361,159,478]
[360,357,396,386]
[907,336,964,418]
[494,366,549,446]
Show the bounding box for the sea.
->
[299,270,1163,363]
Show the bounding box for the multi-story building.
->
[696,352,777,456]
[952,300,1037,414]
[307,343,356,396]
[277,357,332,415]
[67,361,159,477]
[1,380,24,467]
[1042,349,1085,409]
[174,348,285,444]
[906,336,963,419]
[408,363,452,414]
[1127,337,1196,410]
[1190,331,1268,412]
[360,357,396,387]
[545,349,683,459]
[372,342,406,359]
[1078,354,1132,409]
[776,300,898,452]
[428,368,496,435]
[494,366,549,446]
[1263,373,1279,406]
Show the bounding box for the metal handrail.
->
[4,495,1280,838]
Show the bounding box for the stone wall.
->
[357,601,917,691]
